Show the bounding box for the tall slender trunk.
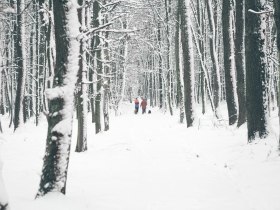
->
[76,0,88,152]
[14,0,27,130]
[274,0,280,146]
[165,0,173,116]
[103,9,110,131]
[222,0,238,125]
[157,22,163,109]
[180,0,195,127]
[175,0,184,123]
[206,0,221,117]
[235,0,246,127]
[197,0,206,114]
[93,1,102,134]
[35,2,40,126]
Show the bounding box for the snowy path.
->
[1,108,280,210]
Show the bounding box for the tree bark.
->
[93,1,102,134]
[273,0,280,145]
[14,0,27,130]
[245,0,269,141]
[235,0,246,127]
[222,0,238,125]
[180,0,195,127]
[165,0,173,116]
[206,0,221,117]
[157,22,164,109]
[37,0,80,197]
[76,0,88,152]
[103,7,110,131]
[175,0,184,123]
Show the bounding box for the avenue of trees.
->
[0,0,280,206]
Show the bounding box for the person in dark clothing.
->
[141,98,147,114]
[134,98,139,114]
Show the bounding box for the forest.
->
[0,0,280,209]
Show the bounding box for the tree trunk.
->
[157,22,164,109]
[206,0,221,117]
[103,10,110,131]
[235,0,246,127]
[245,0,269,141]
[93,1,102,134]
[175,0,184,123]
[37,0,80,197]
[14,0,27,130]
[180,0,195,127]
[222,0,238,125]
[165,0,173,116]
[76,0,88,153]
[274,0,280,147]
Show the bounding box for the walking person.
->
[141,98,147,114]
[134,98,139,114]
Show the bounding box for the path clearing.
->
[2,108,280,210]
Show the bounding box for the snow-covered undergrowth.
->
[1,103,280,210]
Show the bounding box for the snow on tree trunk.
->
[165,0,173,116]
[0,157,9,210]
[93,1,103,134]
[36,0,80,197]
[119,30,128,112]
[103,12,110,131]
[222,0,239,125]
[14,0,27,130]
[245,0,269,141]
[206,0,221,118]
[76,0,88,153]
[158,22,164,109]
[180,0,195,127]
[175,1,184,123]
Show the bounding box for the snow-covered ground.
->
[1,103,280,210]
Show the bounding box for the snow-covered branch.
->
[82,16,121,37]
[248,9,273,15]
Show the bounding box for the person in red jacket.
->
[140,98,147,114]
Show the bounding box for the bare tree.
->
[245,0,269,141]
[235,0,246,127]
[14,0,27,130]
[222,0,238,125]
[76,0,88,152]
[273,0,280,144]
[37,0,80,197]
[180,0,195,127]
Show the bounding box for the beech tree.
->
[93,1,102,134]
[222,0,238,125]
[37,0,80,197]
[14,0,27,130]
[179,0,195,127]
[76,0,88,153]
[175,0,184,123]
[273,0,280,144]
[206,0,221,118]
[235,0,246,127]
[245,0,269,141]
